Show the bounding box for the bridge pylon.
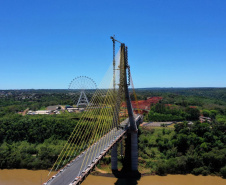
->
[110,38,140,178]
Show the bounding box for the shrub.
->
[192,166,208,176]
[220,166,226,178]
[156,162,167,176]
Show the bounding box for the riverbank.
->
[92,168,225,180]
[83,174,226,185]
[0,169,225,185]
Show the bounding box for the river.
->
[0,169,225,185]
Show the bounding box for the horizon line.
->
[1,87,226,90]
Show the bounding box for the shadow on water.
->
[113,170,141,185]
[114,178,139,185]
[112,169,141,185]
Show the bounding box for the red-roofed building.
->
[189,106,197,109]
[122,97,163,114]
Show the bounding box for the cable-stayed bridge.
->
[44,38,142,185]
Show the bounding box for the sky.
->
[0,0,226,89]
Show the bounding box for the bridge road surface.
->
[45,115,141,185]
[47,128,125,185]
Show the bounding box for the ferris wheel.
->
[68,76,97,107]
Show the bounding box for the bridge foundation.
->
[111,143,118,170]
[111,132,141,179]
[131,132,138,171]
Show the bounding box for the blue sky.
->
[0,0,226,89]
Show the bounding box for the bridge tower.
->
[110,37,139,177]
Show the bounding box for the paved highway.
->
[44,115,142,185]
[45,128,125,185]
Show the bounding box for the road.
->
[46,128,125,185]
[45,115,142,185]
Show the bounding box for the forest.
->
[0,88,226,178]
[0,113,79,169]
[138,122,226,178]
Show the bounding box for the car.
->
[88,164,91,168]
[74,177,79,181]
[85,168,90,172]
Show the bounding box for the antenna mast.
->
[110,35,116,91]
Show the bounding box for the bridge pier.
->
[111,143,118,170]
[123,131,138,171]
[111,131,140,179]
[131,132,138,171]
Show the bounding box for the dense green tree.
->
[185,107,200,120]
[220,166,226,178]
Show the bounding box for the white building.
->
[34,110,51,115]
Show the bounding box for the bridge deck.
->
[44,115,142,185]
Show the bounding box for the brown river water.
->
[0,169,225,185]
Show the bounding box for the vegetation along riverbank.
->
[0,88,225,178]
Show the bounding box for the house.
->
[34,110,51,115]
[47,105,61,111]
